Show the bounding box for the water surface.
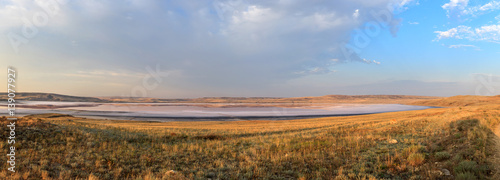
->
[1,101,436,121]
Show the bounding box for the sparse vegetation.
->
[0,95,498,179]
[407,153,425,166]
[435,151,451,161]
[456,172,478,180]
[454,160,478,175]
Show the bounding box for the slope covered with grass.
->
[409,95,500,107]
[1,97,499,179]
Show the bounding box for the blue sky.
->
[1,0,499,98]
[371,0,500,82]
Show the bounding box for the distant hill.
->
[281,95,440,104]
[0,93,107,102]
[0,92,441,104]
[409,95,500,107]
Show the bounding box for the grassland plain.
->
[0,95,499,179]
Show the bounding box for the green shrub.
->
[456,172,477,180]
[452,154,463,163]
[454,160,478,174]
[434,151,451,161]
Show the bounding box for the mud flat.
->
[0,101,437,121]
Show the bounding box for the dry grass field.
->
[1,95,499,179]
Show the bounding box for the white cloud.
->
[478,1,500,11]
[448,44,473,48]
[408,21,419,25]
[362,59,381,65]
[448,44,480,50]
[294,67,336,75]
[442,0,469,11]
[398,0,414,7]
[77,70,144,77]
[442,0,500,19]
[232,5,273,24]
[474,24,500,41]
[393,0,418,11]
[353,9,359,18]
[435,25,472,39]
[435,24,500,42]
[463,1,500,16]
[0,0,413,97]
[442,0,469,18]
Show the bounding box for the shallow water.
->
[0,101,436,121]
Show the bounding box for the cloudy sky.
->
[1,0,500,98]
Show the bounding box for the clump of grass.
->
[88,173,99,180]
[402,145,422,158]
[456,172,477,180]
[454,160,478,174]
[434,151,451,161]
[407,153,425,166]
[452,154,463,163]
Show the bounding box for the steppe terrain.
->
[1,95,499,179]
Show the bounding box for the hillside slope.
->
[409,95,500,107]
[0,93,107,102]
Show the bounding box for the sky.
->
[1,0,500,98]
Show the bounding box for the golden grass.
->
[0,95,499,179]
[409,95,500,107]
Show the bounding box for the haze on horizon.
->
[1,0,500,98]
